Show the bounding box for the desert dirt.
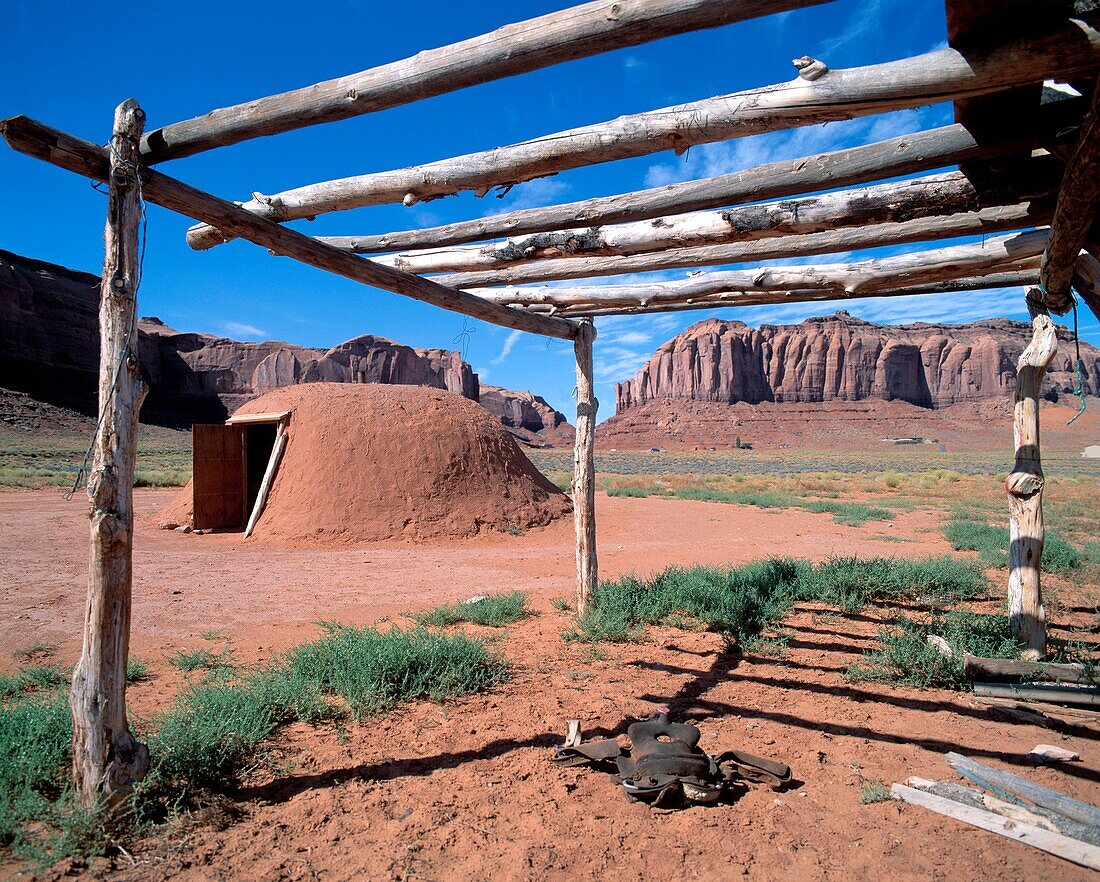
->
[1,488,1098,882]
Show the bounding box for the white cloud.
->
[473,366,490,380]
[485,177,571,215]
[217,321,268,339]
[491,329,523,364]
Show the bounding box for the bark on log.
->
[0,116,577,341]
[962,653,1091,684]
[185,22,1100,249]
[535,271,1040,318]
[1040,72,1100,312]
[323,114,1079,256]
[1006,297,1059,660]
[467,230,1047,311]
[573,321,598,617]
[435,202,1053,289]
[364,169,1056,276]
[70,100,150,808]
[142,0,826,162]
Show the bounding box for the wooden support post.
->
[573,320,598,616]
[1005,291,1058,661]
[70,99,150,807]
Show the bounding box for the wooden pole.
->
[573,321,598,617]
[141,0,827,162]
[0,115,578,341]
[1040,81,1100,314]
[1005,292,1059,660]
[185,22,1100,249]
[1074,250,1100,322]
[70,99,150,808]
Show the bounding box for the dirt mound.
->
[160,384,571,542]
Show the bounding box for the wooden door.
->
[192,424,246,530]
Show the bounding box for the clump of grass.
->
[0,665,67,700]
[504,524,523,536]
[606,485,654,498]
[13,642,57,662]
[945,517,1082,573]
[167,646,236,674]
[860,781,893,804]
[847,610,1022,689]
[740,631,790,658]
[550,597,571,613]
[126,658,150,684]
[673,486,895,526]
[566,556,988,644]
[133,469,189,488]
[414,592,533,628]
[802,500,893,526]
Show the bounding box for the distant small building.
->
[1084,445,1100,459]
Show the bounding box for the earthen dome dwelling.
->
[1,1,1100,880]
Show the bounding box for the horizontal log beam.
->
[143,1,827,163]
[319,108,1083,256]
[469,230,1047,312]
[186,20,1100,250]
[364,169,1053,275]
[527,271,1040,318]
[0,116,576,340]
[1040,76,1100,312]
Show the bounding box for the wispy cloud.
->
[491,329,523,365]
[485,177,571,215]
[217,321,268,339]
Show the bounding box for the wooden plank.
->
[434,202,1053,289]
[323,114,1081,256]
[1041,81,1100,312]
[974,696,1100,722]
[946,752,1100,829]
[963,652,1091,684]
[225,410,291,425]
[890,784,1100,871]
[362,168,1057,276]
[467,230,1048,311]
[573,321,597,617]
[243,426,287,539]
[141,0,828,162]
[70,100,150,807]
[0,116,578,341]
[973,682,1100,707]
[192,424,247,530]
[185,22,1100,249]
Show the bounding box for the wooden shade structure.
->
[3,0,1099,808]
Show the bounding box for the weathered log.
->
[363,169,1056,276]
[573,321,598,617]
[1041,81,1100,312]
[1006,297,1059,660]
[962,653,1091,684]
[324,113,1080,256]
[890,784,1100,871]
[973,682,1100,708]
[1074,250,1100,322]
[0,116,577,341]
[467,230,1047,310]
[70,100,150,808]
[435,202,1053,289]
[532,272,1041,317]
[946,752,1100,830]
[186,22,1100,249]
[142,0,826,162]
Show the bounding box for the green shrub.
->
[0,665,67,700]
[798,556,986,612]
[167,646,236,674]
[945,518,1081,572]
[126,658,150,684]
[848,611,1021,689]
[414,592,533,628]
[801,500,893,526]
[606,485,653,498]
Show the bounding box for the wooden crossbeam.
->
[0,116,577,340]
[1040,79,1100,312]
[313,108,1083,257]
[433,204,1052,289]
[466,230,1047,314]
[366,169,1057,276]
[186,21,1100,250]
[142,0,825,163]
[526,272,1040,318]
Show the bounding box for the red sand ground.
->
[159,383,570,541]
[1,489,1097,882]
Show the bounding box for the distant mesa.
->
[0,249,572,446]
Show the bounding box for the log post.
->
[1005,291,1058,660]
[573,320,598,616]
[70,99,150,807]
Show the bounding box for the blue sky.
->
[2,0,1095,421]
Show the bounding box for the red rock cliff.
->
[615,312,1100,413]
